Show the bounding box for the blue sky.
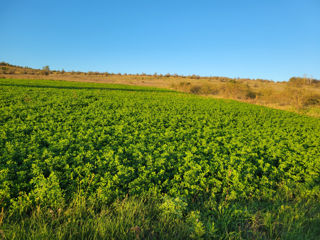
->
[1,0,319,82]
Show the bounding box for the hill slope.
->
[1,79,320,239]
[1,62,320,117]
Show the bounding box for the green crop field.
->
[1,79,320,239]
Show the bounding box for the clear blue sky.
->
[1,0,319,82]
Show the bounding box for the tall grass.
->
[172,80,320,117]
[1,192,320,240]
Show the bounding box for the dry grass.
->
[1,62,320,117]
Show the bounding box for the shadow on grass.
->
[0,83,174,93]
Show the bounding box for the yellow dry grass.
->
[1,64,319,117]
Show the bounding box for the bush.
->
[221,81,256,100]
[173,82,192,92]
[190,74,200,79]
[42,66,50,75]
[282,87,307,108]
[159,196,187,220]
[179,81,191,87]
[175,83,219,95]
[289,76,316,86]
[302,94,320,106]
[190,85,202,94]
[246,91,257,99]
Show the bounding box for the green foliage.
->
[159,196,187,219]
[0,78,320,239]
[186,211,205,239]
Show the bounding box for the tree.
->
[42,66,50,75]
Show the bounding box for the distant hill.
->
[1,61,320,117]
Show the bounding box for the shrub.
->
[283,87,307,108]
[42,66,50,75]
[302,94,320,106]
[173,81,192,92]
[221,81,256,100]
[190,85,202,94]
[190,74,200,79]
[246,91,257,99]
[159,196,187,220]
[289,76,315,86]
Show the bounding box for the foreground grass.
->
[1,193,320,240]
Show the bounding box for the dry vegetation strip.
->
[1,62,320,117]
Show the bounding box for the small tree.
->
[42,66,50,75]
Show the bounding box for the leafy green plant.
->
[0,78,320,239]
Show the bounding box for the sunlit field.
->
[1,79,320,239]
